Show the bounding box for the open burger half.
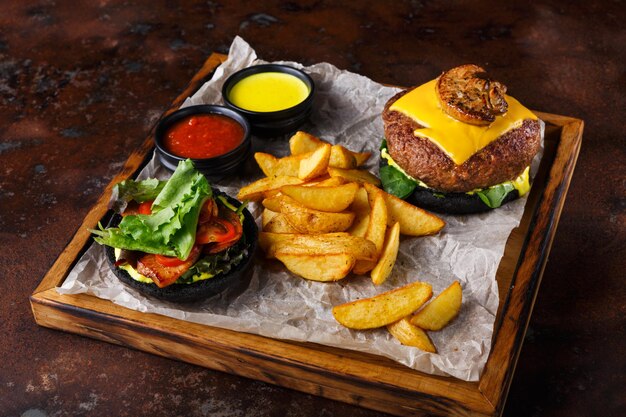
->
[380,64,541,214]
[91,159,257,303]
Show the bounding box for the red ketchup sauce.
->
[164,114,244,159]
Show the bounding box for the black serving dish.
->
[154,105,251,180]
[104,191,258,304]
[222,64,315,137]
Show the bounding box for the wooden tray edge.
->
[30,288,494,416]
[479,118,583,413]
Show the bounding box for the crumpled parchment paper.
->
[59,36,542,381]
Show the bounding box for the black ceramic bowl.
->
[222,64,315,137]
[104,191,258,304]
[154,105,251,180]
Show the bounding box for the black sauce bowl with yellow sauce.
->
[222,64,315,137]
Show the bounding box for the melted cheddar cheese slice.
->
[389,79,537,165]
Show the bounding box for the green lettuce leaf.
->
[110,178,166,213]
[92,159,212,259]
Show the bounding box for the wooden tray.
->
[30,53,583,417]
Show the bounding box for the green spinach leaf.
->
[475,183,515,208]
[380,165,417,199]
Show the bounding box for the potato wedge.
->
[280,198,354,234]
[274,252,355,282]
[363,182,382,208]
[353,190,387,274]
[365,191,387,254]
[307,176,345,187]
[353,151,372,167]
[254,152,279,176]
[259,232,377,261]
[264,213,300,233]
[273,154,309,177]
[352,260,376,275]
[289,131,326,155]
[347,213,369,238]
[262,208,279,227]
[269,239,374,260]
[329,145,357,169]
[301,176,330,186]
[289,132,368,167]
[381,188,446,236]
[299,143,331,181]
[411,281,462,330]
[255,152,308,177]
[259,232,348,254]
[350,186,370,215]
[237,176,303,202]
[332,281,433,329]
[371,222,400,285]
[281,182,359,212]
[263,189,283,199]
[261,194,287,212]
[347,187,370,238]
[387,317,437,353]
[328,167,381,186]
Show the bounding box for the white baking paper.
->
[59,36,543,381]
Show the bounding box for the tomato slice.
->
[155,245,200,267]
[221,208,243,237]
[204,239,237,254]
[196,217,238,245]
[138,200,153,215]
[201,209,244,254]
[198,199,217,224]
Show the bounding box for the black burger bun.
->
[104,193,257,303]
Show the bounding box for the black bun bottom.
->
[104,193,257,303]
[406,185,519,215]
[379,157,519,215]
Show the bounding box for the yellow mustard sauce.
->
[513,166,531,196]
[389,79,537,165]
[229,72,309,112]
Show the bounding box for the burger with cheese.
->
[380,64,541,214]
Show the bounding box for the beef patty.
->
[382,89,541,193]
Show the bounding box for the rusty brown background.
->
[1,1,624,416]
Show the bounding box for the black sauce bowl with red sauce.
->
[155,105,251,179]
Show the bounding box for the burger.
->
[91,159,257,303]
[380,64,541,214]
